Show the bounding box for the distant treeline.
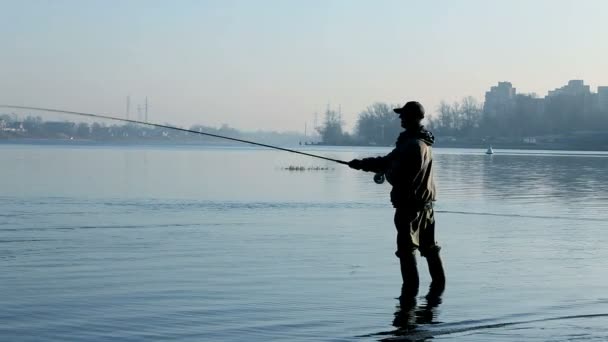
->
[316,94,608,148]
[315,103,401,146]
[0,114,306,146]
[5,89,608,149]
[429,96,608,138]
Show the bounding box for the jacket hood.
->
[401,126,435,146]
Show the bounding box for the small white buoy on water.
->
[486,146,494,155]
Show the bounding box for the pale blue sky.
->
[1,0,607,131]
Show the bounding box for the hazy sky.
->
[1,0,607,132]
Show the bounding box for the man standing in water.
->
[348,101,445,296]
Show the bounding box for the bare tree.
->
[317,107,346,145]
[355,102,400,145]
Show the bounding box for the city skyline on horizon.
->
[3,77,608,134]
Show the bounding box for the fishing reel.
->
[373,172,385,184]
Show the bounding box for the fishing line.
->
[0,105,348,165]
[435,210,607,222]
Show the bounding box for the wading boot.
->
[399,251,419,297]
[424,249,445,295]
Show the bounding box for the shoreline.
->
[1,138,608,152]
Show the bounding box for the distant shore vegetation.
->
[3,80,608,150]
[314,80,608,150]
[0,116,306,147]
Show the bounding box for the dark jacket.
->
[359,126,436,208]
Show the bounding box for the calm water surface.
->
[2,144,608,341]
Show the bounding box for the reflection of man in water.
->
[366,289,443,340]
[392,289,443,336]
[348,101,445,296]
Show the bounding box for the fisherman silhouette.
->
[348,101,446,296]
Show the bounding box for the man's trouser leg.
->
[395,208,420,295]
[424,247,445,294]
[399,250,419,296]
[417,206,445,294]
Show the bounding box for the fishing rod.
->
[0,105,348,165]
